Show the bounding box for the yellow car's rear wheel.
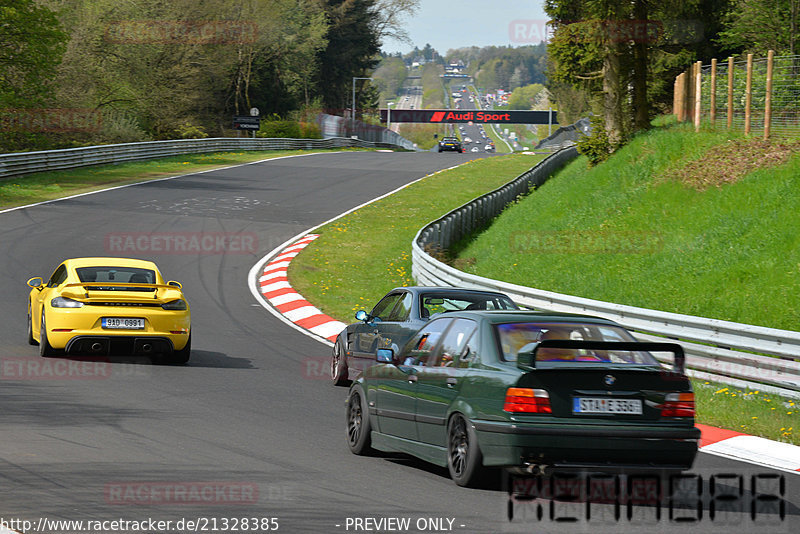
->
[39,313,57,357]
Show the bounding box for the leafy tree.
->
[718,0,800,56]
[507,84,546,110]
[317,0,381,112]
[0,0,67,106]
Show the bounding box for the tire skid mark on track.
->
[258,234,346,342]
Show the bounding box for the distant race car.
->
[330,287,518,385]
[438,137,464,153]
[27,257,192,364]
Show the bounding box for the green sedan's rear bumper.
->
[474,420,700,470]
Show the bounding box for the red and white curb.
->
[257,234,346,342]
[697,423,800,473]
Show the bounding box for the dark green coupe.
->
[345,310,699,487]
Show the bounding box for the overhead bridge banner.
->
[381,109,557,125]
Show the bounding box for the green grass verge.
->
[693,379,798,445]
[455,122,800,331]
[288,154,545,320]
[0,149,366,209]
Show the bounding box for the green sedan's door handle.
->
[408,375,418,384]
[446,377,457,388]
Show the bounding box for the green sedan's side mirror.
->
[376,348,394,363]
[27,277,44,289]
[355,310,368,322]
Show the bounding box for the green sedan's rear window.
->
[496,322,660,365]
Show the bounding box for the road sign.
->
[233,116,260,130]
[250,107,260,117]
[380,109,557,125]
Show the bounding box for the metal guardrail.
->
[0,136,412,180]
[412,147,800,399]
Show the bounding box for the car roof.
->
[424,309,623,326]
[388,286,512,297]
[63,257,159,270]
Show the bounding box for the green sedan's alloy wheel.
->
[331,339,349,386]
[346,389,372,455]
[447,414,485,487]
[39,313,57,357]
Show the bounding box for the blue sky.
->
[382,0,549,54]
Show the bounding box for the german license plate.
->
[573,397,642,414]
[102,317,145,330]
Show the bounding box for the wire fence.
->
[674,52,800,139]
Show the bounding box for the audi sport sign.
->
[380,109,557,124]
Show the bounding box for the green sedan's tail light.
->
[51,296,84,308]
[161,299,188,311]
[504,388,552,414]
[658,392,695,418]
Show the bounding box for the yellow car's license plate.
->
[102,317,145,329]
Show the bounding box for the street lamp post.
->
[351,76,373,137]
[387,102,395,130]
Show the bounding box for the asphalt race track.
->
[0,151,797,534]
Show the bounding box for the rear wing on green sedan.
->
[517,340,686,374]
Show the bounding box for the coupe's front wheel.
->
[346,388,372,455]
[447,414,487,487]
[331,338,349,386]
[39,314,57,357]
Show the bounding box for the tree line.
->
[545,0,800,160]
[0,0,418,152]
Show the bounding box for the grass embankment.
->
[288,154,545,319]
[456,123,800,331]
[0,150,363,209]
[452,121,799,443]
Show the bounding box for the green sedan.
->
[345,310,699,487]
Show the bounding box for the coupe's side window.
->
[371,293,403,321]
[47,265,68,287]
[387,292,413,322]
[402,318,452,366]
[432,318,477,367]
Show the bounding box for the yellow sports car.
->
[27,258,191,364]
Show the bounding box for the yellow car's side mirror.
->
[27,277,44,289]
[167,280,182,289]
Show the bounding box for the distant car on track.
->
[27,257,191,364]
[438,137,464,153]
[331,287,517,385]
[345,310,699,486]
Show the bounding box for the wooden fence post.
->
[764,49,774,140]
[727,56,734,129]
[710,58,717,125]
[745,53,753,136]
[695,60,703,132]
